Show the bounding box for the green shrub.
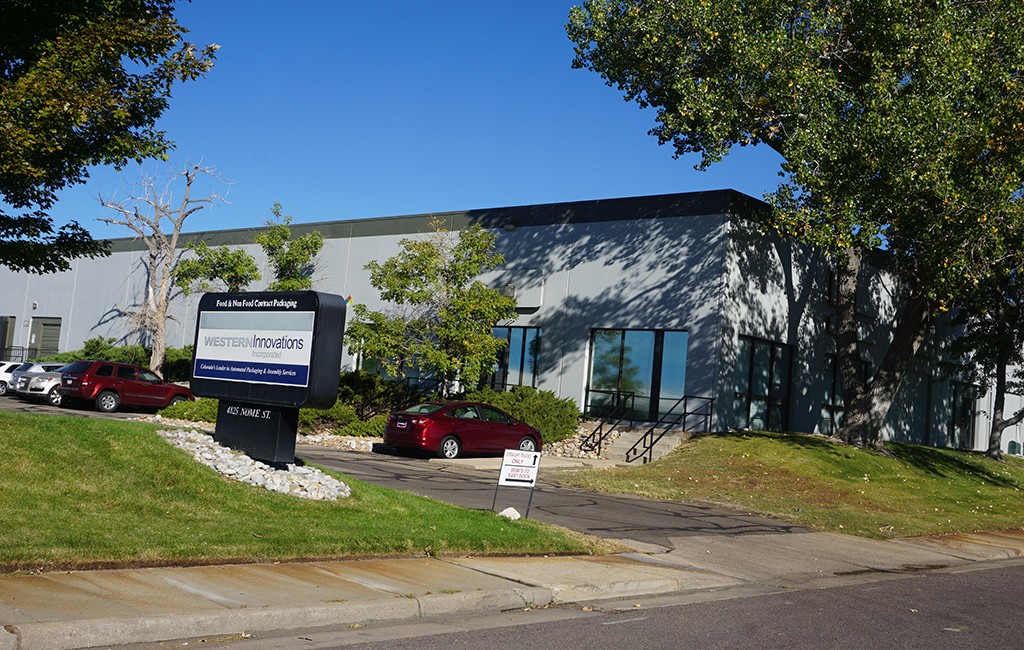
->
[298,401,359,433]
[337,370,423,420]
[38,338,192,381]
[462,386,580,443]
[161,345,194,382]
[340,413,388,438]
[159,397,219,423]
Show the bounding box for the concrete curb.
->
[4,587,555,650]
[1,628,18,650]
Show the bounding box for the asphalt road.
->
[297,446,808,550]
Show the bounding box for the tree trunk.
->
[986,344,1024,460]
[834,248,933,448]
[833,247,870,445]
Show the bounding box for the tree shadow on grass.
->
[698,430,851,455]
[886,442,1021,489]
[699,431,1023,489]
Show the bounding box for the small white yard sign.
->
[497,449,541,488]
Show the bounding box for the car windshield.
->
[403,403,445,414]
[139,369,162,382]
[15,363,32,372]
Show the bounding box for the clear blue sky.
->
[55,1,786,239]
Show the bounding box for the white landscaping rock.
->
[157,428,351,500]
[498,507,521,520]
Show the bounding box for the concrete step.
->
[593,425,694,464]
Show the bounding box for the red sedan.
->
[384,401,542,459]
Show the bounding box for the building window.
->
[484,326,541,390]
[734,336,791,431]
[950,381,978,450]
[820,355,844,436]
[585,328,688,422]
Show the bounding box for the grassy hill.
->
[0,411,608,572]
[550,431,1024,539]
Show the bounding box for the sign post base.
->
[213,399,299,464]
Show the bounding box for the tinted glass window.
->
[448,405,479,419]
[479,407,509,423]
[404,403,445,414]
[139,369,161,382]
[95,364,114,377]
[116,366,137,380]
[15,363,32,372]
[62,360,93,374]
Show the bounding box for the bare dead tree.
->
[98,164,226,374]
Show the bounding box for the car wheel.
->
[439,436,461,459]
[95,391,120,413]
[0,381,7,396]
[169,395,186,407]
[46,387,62,407]
[518,436,538,452]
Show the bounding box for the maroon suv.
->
[58,360,194,413]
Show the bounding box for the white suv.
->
[10,362,67,403]
[0,361,21,396]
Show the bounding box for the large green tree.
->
[948,206,1024,459]
[253,203,324,291]
[0,0,217,273]
[174,240,261,294]
[568,0,1024,447]
[345,219,518,396]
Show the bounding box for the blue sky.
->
[55,1,786,239]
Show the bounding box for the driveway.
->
[297,446,808,550]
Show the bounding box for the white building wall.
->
[2,190,1001,452]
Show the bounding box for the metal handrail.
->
[625,395,715,464]
[1,346,26,363]
[579,391,636,456]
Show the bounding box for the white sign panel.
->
[498,449,541,488]
[193,310,315,387]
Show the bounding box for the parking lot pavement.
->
[0,393,149,420]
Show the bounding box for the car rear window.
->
[61,360,93,374]
[404,403,445,414]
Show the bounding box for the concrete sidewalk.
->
[3,530,1023,650]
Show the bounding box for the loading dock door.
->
[29,317,61,358]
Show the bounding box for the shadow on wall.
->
[471,199,732,403]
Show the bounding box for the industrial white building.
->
[3,189,1015,454]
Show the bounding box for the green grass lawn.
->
[549,431,1024,539]
[0,411,610,572]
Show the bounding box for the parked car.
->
[8,362,66,399]
[384,401,542,459]
[14,368,69,406]
[58,360,194,413]
[0,361,22,396]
